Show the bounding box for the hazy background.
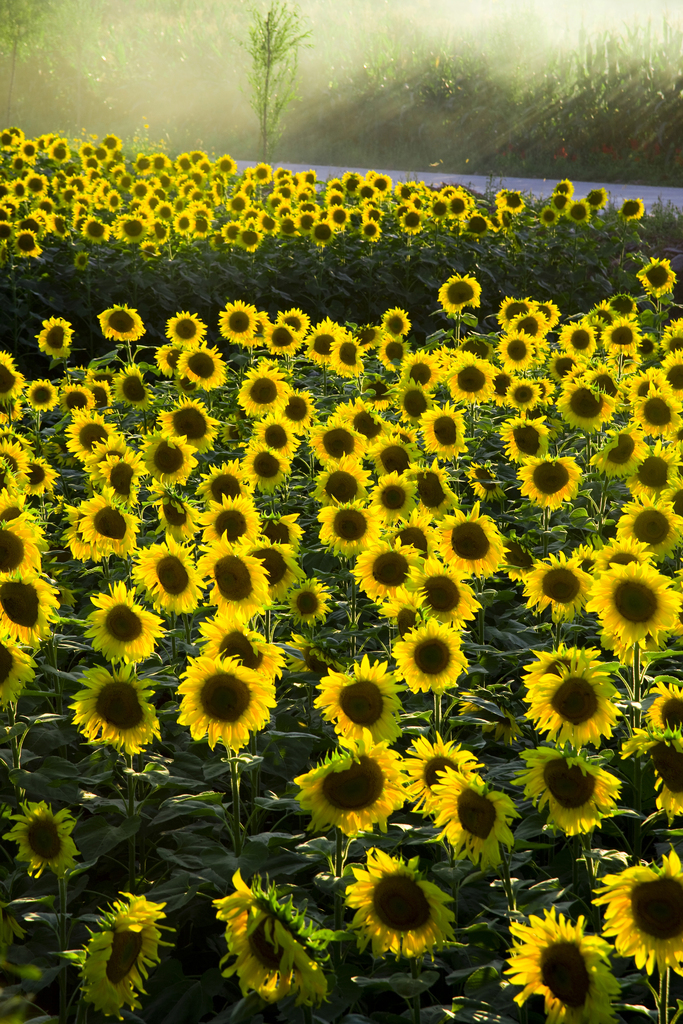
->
[2,0,683,182]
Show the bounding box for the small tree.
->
[244,1,311,163]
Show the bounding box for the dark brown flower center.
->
[542,568,581,604]
[252,547,287,587]
[338,342,358,366]
[106,930,143,984]
[650,742,683,793]
[532,462,570,495]
[219,631,263,669]
[187,352,215,379]
[380,445,410,474]
[385,343,404,362]
[0,529,24,572]
[550,677,598,724]
[78,423,109,451]
[540,942,591,1007]
[513,425,541,455]
[607,434,635,464]
[156,555,189,594]
[94,507,127,540]
[397,608,417,637]
[432,416,457,446]
[414,637,451,675]
[162,499,187,526]
[210,473,241,502]
[402,389,428,418]
[322,428,355,459]
[646,265,670,288]
[396,527,428,553]
[214,556,253,601]
[457,788,496,838]
[339,680,384,724]
[228,311,250,334]
[264,424,287,449]
[447,281,474,306]
[253,452,280,479]
[423,577,460,613]
[569,388,603,419]
[542,759,596,807]
[0,580,39,627]
[415,471,446,509]
[248,918,282,970]
[105,605,142,642]
[0,641,12,684]
[643,397,671,426]
[632,879,683,939]
[334,509,367,541]
[424,756,458,788]
[296,591,319,615]
[215,509,247,542]
[325,471,358,503]
[201,672,250,720]
[249,378,277,405]
[504,541,533,569]
[613,579,659,625]
[107,310,135,334]
[457,367,486,393]
[153,441,185,474]
[451,522,489,561]
[380,485,407,510]
[95,680,144,728]
[122,375,146,402]
[373,875,431,931]
[569,328,591,350]
[110,462,135,496]
[661,698,683,730]
[322,755,384,809]
[313,333,333,355]
[372,551,409,588]
[353,411,382,439]
[27,818,61,859]
[172,407,207,439]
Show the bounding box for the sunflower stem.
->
[658,965,670,1024]
[500,846,516,913]
[333,827,344,964]
[230,757,243,856]
[571,833,579,893]
[433,692,442,738]
[410,958,421,1024]
[58,872,68,1024]
[184,613,193,644]
[542,506,550,558]
[170,611,177,663]
[125,753,136,893]
[7,703,24,807]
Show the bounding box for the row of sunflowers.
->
[0,131,682,1024]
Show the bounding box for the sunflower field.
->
[2,128,683,1024]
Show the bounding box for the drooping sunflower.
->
[178,653,276,750]
[3,801,78,877]
[197,539,270,620]
[406,554,480,626]
[78,490,140,561]
[502,537,535,581]
[593,850,683,975]
[213,871,328,1006]
[143,432,197,485]
[80,894,171,1018]
[70,663,161,754]
[294,739,407,835]
[393,617,467,694]
[314,655,404,744]
[353,541,422,602]
[616,495,683,561]
[84,581,163,663]
[514,747,621,835]
[437,503,505,577]
[0,574,59,645]
[345,847,455,959]
[637,257,677,298]
[36,316,73,359]
[505,907,620,1024]
[523,646,620,746]
[317,501,382,558]
[524,552,592,623]
[132,537,202,616]
[500,416,551,463]
[431,770,518,870]
[0,635,35,706]
[98,305,145,342]
[403,733,482,814]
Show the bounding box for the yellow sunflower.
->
[77,490,139,561]
[84,581,163,663]
[637,258,677,298]
[593,850,683,975]
[0,516,42,577]
[524,553,592,623]
[406,554,480,626]
[281,389,317,434]
[367,433,421,477]
[294,739,406,836]
[345,847,455,959]
[622,727,683,822]
[403,733,482,815]
[318,501,382,558]
[0,574,59,645]
[151,484,199,543]
[251,414,300,460]
[81,894,171,1018]
[26,378,59,411]
[353,541,422,602]
[367,471,417,524]
[447,352,495,404]
[647,679,683,732]
[36,316,73,359]
[309,419,364,466]
[0,354,25,404]
[586,560,680,647]
[177,345,226,391]
[70,663,161,754]
[143,432,197,485]
[437,503,505,577]
[590,427,649,478]
[197,460,252,505]
[633,387,682,439]
[247,539,303,602]
[389,508,436,558]
[616,495,683,561]
[518,456,582,510]
[158,398,220,453]
[132,537,201,616]
[242,443,291,494]
[165,310,206,345]
[500,416,551,463]
[98,305,145,342]
[288,578,332,625]
[314,655,404,744]
[523,646,620,746]
[626,440,681,499]
[196,540,270,620]
[178,653,276,750]
[218,300,259,346]
[557,380,616,433]
[64,411,114,461]
[558,321,598,359]
[393,617,467,694]
[199,494,261,548]
[0,635,35,706]
[514,747,621,835]
[506,907,620,1024]
[238,363,290,418]
[431,770,518,870]
[409,464,458,519]
[260,512,303,549]
[4,801,78,877]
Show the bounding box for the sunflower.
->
[197,460,252,505]
[36,316,73,359]
[77,490,139,561]
[353,541,422,602]
[388,509,436,559]
[65,411,115,461]
[524,553,592,623]
[523,646,620,746]
[663,321,683,356]
[346,847,455,959]
[214,871,328,1006]
[143,432,197,485]
[251,414,299,460]
[0,354,25,406]
[622,728,683,822]
[178,653,276,750]
[294,739,406,835]
[518,456,582,510]
[0,635,35,706]
[381,307,411,338]
[150,485,198,543]
[84,581,163,663]
[248,539,302,602]
[647,679,683,732]
[406,554,480,626]
[501,537,535,581]
[594,850,683,974]
[132,537,201,616]
[557,380,616,434]
[305,317,341,365]
[592,536,653,574]
[514,747,620,835]
[393,617,467,694]
[431,771,518,870]
[499,416,551,464]
[0,515,42,577]
[409,465,458,519]
[437,503,505,577]
[506,907,620,1024]
[218,300,259,346]
[197,540,270,620]
[314,457,372,507]
[627,441,681,499]
[368,433,421,477]
[497,331,536,374]
[98,305,145,342]
[199,494,261,548]
[260,512,303,549]
[70,663,161,754]
[242,443,291,494]
[633,387,682,439]
[315,656,403,745]
[288,578,332,625]
[158,398,219,453]
[309,419,364,465]
[404,734,482,814]
[176,345,226,391]
[366,471,416,525]
[616,495,683,561]
[447,352,495,404]
[238,363,290,418]
[281,389,317,434]
[329,332,364,377]
[317,501,381,559]
[4,799,78,883]
[637,258,677,298]
[0,574,59,645]
[80,894,171,1018]
[558,321,598,359]
[591,427,649,478]
[25,378,59,412]
[198,615,285,679]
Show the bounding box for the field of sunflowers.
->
[2,126,683,1024]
